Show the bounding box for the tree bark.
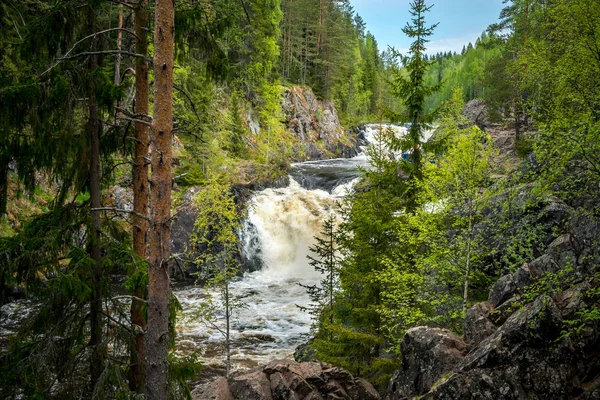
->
[146,0,174,397]
[88,6,104,393]
[130,0,149,393]
[0,159,8,217]
[463,208,473,312]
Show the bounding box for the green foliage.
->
[388,0,440,211]
[299,213,341,331]
[188,183,247,376]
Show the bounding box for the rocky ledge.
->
[192,359,380,400]
[387,208,600,400]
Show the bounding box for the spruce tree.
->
[299,213,340,330]
[389,0,441,213]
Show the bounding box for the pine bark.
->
[88,6,104,392]
[146,0,174,397]
[130,0,149,393]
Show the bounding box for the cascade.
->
[175,123,411,371]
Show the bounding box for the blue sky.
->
[351,0,505,54]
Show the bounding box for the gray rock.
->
[192,377,234,400]
[512,264,534,291]
[464,302,497,347]
[387,327,467,399]
[196,360,379,400]
[489,274,516,307]
[432,295,576,399]
[282,86,359,160]
[462,99,489,129]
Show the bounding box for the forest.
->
[0,0,599,399]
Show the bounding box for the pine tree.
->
[130,0,150,393]
[146,0,175,397]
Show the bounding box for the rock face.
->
[193,360,380,400]
[386,211,600,400]
[388,327,467,400]
[463,302,497,347]
[282,86,360,160]
[462,99,489,129]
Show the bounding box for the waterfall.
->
[174,123,417,371]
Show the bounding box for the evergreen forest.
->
[1,0,599,398]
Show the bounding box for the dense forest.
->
[1,0,599,398]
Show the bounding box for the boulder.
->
[387,327,467,399]
[462,99,489,129]
[489,274,516,308]
[432,295,579,399]
[191,377,234,400]
[229,370,273,400]
[194,360,379,400]
[464,302,497,347]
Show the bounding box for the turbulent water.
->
[0,123,410,375]
[174,123,413,374]
[174,178,346,374]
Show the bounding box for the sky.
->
[350,0,505,55]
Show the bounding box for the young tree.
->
[146,0,175,397]
[188,183,246,377]
[428,127,496,311]
[299,213,340,331]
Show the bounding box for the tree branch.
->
[40,28,141,76]
[57,50,152,62]
[91,207,149,221]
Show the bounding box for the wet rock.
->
[489,274,516,308]
[387,327,467,399]
[464,302,497,347]
[195,360,379,400]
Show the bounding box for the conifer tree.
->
[299,213,340,329]
[389,0,441,213]
[130,0,150,393]
[146,0,175,397]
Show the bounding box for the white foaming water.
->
[175,178,344,372]
[174,122,435,373]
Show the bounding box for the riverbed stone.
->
[194,360,379,400]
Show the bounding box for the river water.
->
[0,124,410,377]
[173,123,411,375]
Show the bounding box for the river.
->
[173,123,411,377]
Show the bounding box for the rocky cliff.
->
[282,86,361,160]
[387,200,600,400]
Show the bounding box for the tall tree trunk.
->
[130,0,149,393]
[225,281,231,378]
[463,208,473,312]
[88,6,104,393]
[317,0,324,54]
[0,159,8,217]
[146,0,174,397]
[114,4,123,119]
